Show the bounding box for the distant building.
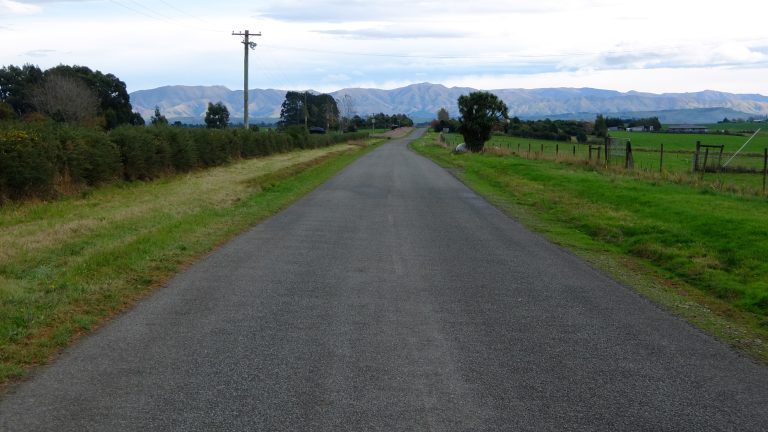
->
[668,125,708,133]
[626,125,655,132]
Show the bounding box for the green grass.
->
[704,121,768,133]
[413,132,768,362]
[443,132,768,193]
[0,141,380,386]
[612,130,768,151]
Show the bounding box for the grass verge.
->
[0,140,380,388]
[412,132,768,363]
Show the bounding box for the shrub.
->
[58,124,121,185]
[0,122,369,203]
[110,125,159,180]
[0,124,58,200]
[151,126,197,172]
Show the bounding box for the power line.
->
[109,0,220,33]
[260,36,768,61]
[155,0,209,23]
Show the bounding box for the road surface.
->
[2,129,768,430]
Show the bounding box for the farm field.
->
[705,121,768,133]
[415,131,768,362]
[613,130,768,151]
[613,131,768,185]
[442,131,768,193]
[0,141,379,386]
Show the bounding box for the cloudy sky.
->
[2,0,767,95]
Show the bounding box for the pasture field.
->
[0,140,380,387]
[704,121,768,133]
[442,132,768,193]
[610,130,768,152]
[415,131,768,362]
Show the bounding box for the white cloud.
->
[2,0,768,95]
[441,66,768,95]
[0,0,41,14]
[22,48,57,57]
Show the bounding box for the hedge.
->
[0,121,368,202]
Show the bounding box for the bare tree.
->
[339,94,356,131]
[31,73,99,123]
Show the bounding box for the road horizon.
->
[2,128,767,431]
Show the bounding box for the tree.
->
[1,64,135,128]
[437,107,450,122]
[0,64,44,116]
[45,65,134,129]
[338,94,356,132]
[130,112,145,126]
[205,101,230,129]
[279,91,339,130]
[150,106,168,126]
[279,91,304,126]
[594,114,607,138]
[457,91,508,152]
[31,73,99,124]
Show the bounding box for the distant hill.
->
[129,85,286,123]
[526,108,763,124]
[129,83,768,124]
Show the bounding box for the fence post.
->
[716,145,724,173]
[540,143,544,157]
[693,141,701,172]
[528,143,531,158]
[763,148,767,195]
[702,147,710,178]
[660,143,664,173]
[556,143,559,158]
[573,145,576,156]
[517,143,520,154]
[625,139,633,169]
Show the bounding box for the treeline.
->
[605,116,661,130]
[507,118,590,143]
[0,64,141,129]
[278,91,413,132]
[348,112,414,131]
[279,91,339,130]
[0,121,368,202]
[432,109,591,143]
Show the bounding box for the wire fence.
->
[440,133,768,197]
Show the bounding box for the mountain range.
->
[129,83,768,124]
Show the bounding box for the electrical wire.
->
[260,36,768,61]
[109,0,221,33]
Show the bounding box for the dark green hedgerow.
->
[0,121,368,201]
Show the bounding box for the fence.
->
[692,142,724,173]
[455,133,768,196]
[605,137,634,169]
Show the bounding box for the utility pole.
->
[232,30,261,129]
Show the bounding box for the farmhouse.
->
[668,124,708,133]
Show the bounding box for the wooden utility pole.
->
[232,30,261,129]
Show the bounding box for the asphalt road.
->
[2,129,768,431]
